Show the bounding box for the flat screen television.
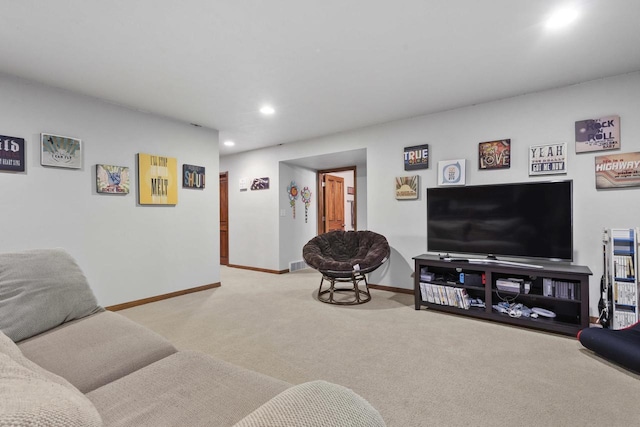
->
[427,180,573,261]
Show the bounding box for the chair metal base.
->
[317,272,371,305]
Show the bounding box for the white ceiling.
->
[2,1,639,156]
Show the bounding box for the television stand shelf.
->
[413,254,592,336]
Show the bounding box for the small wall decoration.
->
[41,133,82,169]
[595,152,640,189]
[575,115,620,153]
[137,153,178,205]
[251,177,270,190]
[529,143,567,176]
[347,186,355,195]
[301,186,312,222]
[96,165,130,194]
[395,175,419,200]
[0,135,25,172]
[239,177,249,191]
[287,181,299,218]
[438,159,466,186]
[404,144,429,170]
[183,164,205,189]
[479,139,510,169]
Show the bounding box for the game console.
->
[420,269,436,282]
[459,273,484,286]
[496,278,530,294]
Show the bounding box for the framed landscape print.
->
[529,143,567,176]
[395,175,419,199]
[41,133,82,169]
[96,164,130,194]
[183,164,205,189]
[438,159,466,186]
[0,135,25,172]
[575,115,620,153]
[479,139,510,169]
[137,153,178,205]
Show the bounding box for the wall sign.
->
[41,133,82,169]
[96,164,130,194]
[438,159,466,186]
[251,177,270,190]
[529,143,567,176]
[0,135,25,172]
[595,152,640,189]
[404,144,429,170]
[575,115,620,153]
[395,175,419,200]
[479,139,510,170]
[137,153,178,205]
[183,164,205,189]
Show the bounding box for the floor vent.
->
[289,260,309,272]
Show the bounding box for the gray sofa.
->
[0,249,386,427]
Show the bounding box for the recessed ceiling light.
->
[224,140,235,147]
[260,105,275,115]
[546,7,579,29]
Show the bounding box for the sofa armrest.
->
[233,380,386,427]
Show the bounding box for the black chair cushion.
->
[577,323,640,373]
[303,231,390,278]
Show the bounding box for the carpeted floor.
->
[119,266,640,426]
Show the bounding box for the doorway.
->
[317,166,357,234]
[219,172,229,265]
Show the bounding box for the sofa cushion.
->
[234,380,386,427]
[0,248,103,342]
[0,329,81,393]
[87,351,291,427]
[0,353,102,427]
[18,311,177,393]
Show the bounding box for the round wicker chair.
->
[303,230,390,305]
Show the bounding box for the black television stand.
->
[467,258,544,269]
[413,254,592,336]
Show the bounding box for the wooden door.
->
[219,172,229,265]
[324,174,345,232]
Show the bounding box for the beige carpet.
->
[119,266,640,426]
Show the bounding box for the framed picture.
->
[347,186,355,195]
[575,115,620,153]
[529,143,567,176]
[96,165,130,194]
[438,159,466,186]
[41,133,82,169]
[137,153,178,205]
[595,152,640,189]
[183,164,205,189]
[395,176,419,200]
[251,177,270,190]
[479,139,510,169]
[0,135,25,172]
[404,144,429,170]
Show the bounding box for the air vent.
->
[289,260,309,272]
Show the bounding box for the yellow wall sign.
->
[137,153,178,205]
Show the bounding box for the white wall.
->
[220,149,280,270]
[0,73,220,306]
[221,72,640,317]
[355,164,368,230]
[279,163,317,269]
